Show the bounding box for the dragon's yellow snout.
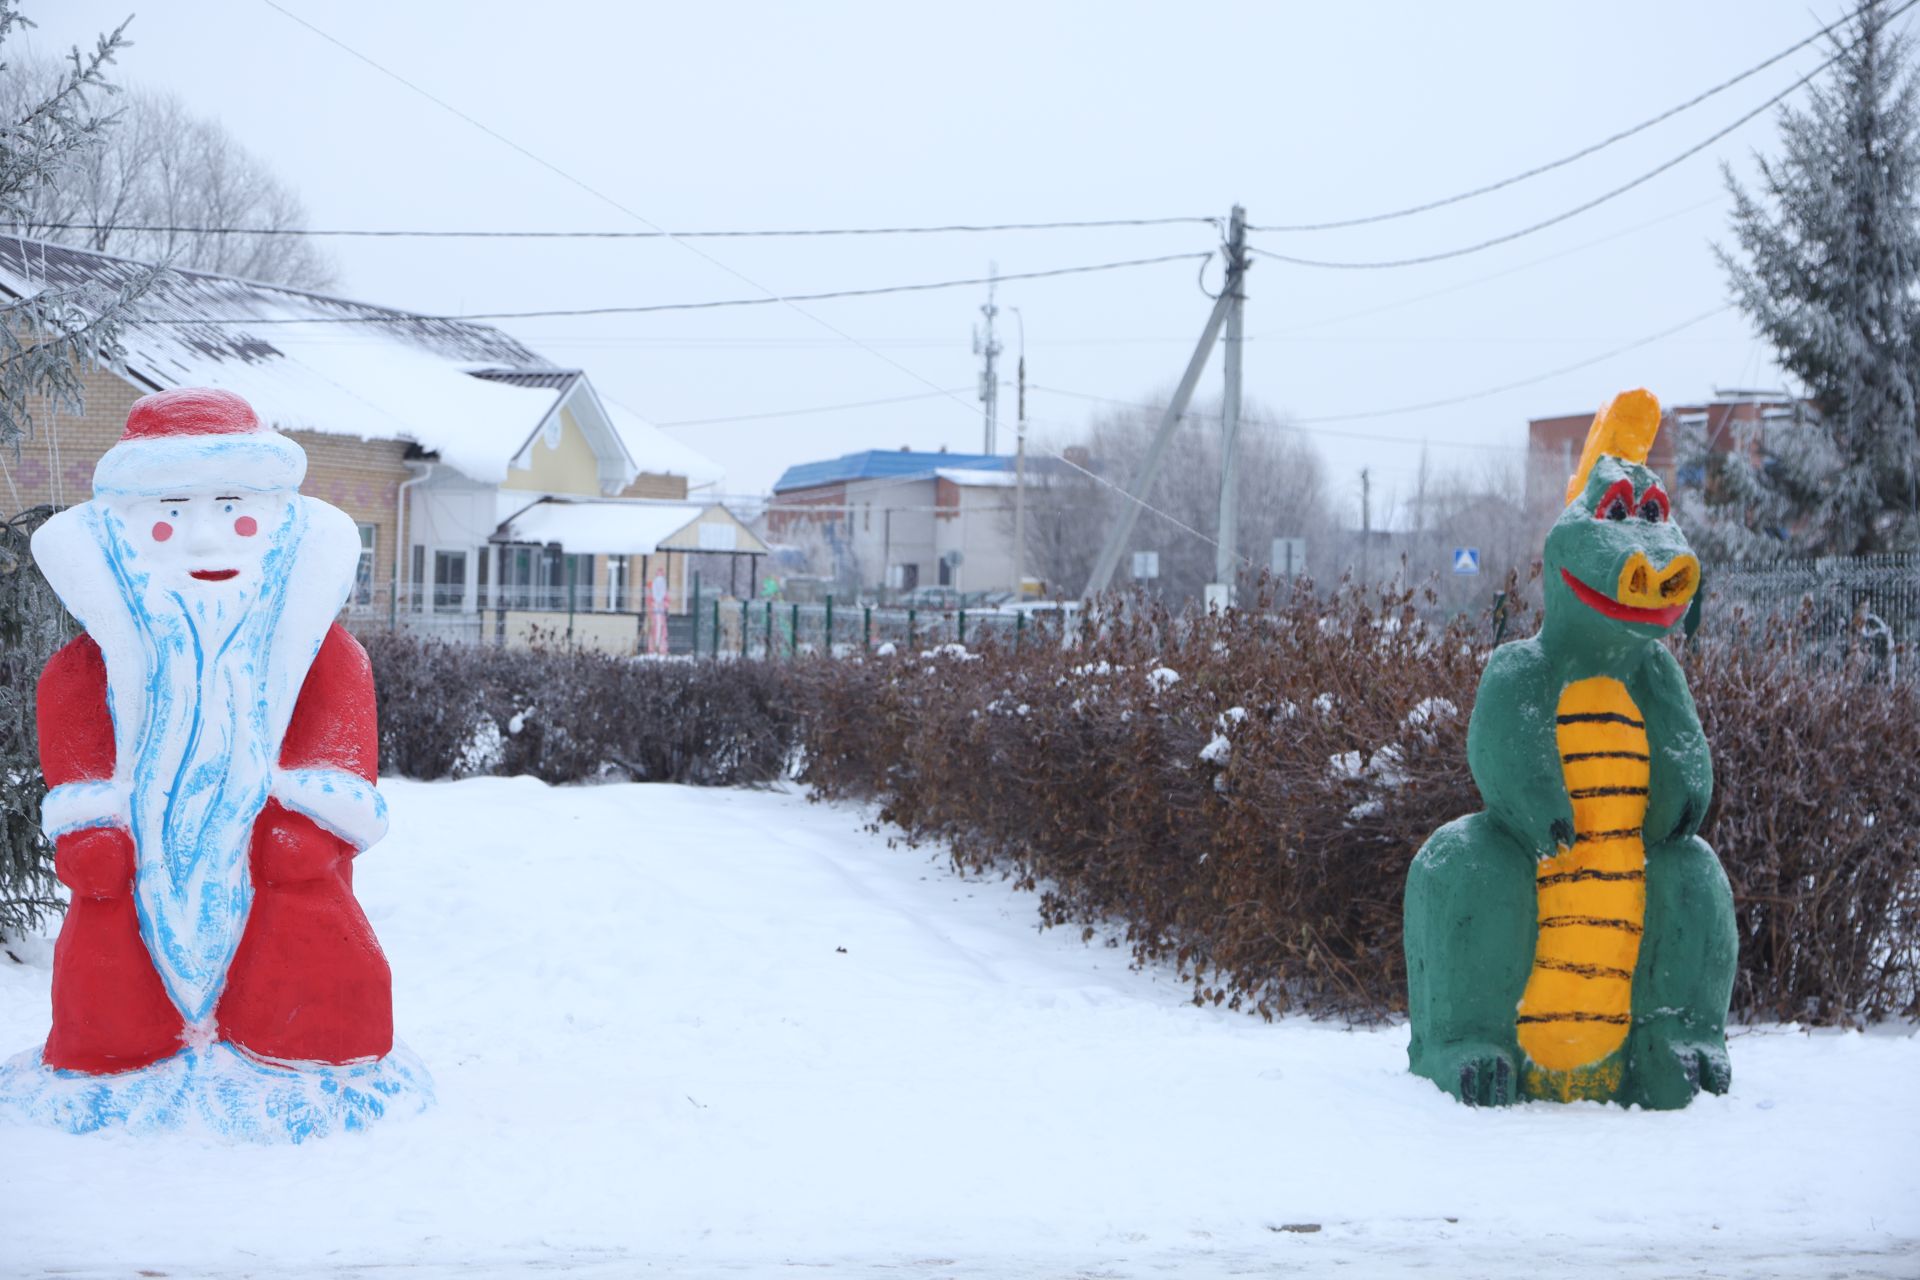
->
[1616,552,1699,611]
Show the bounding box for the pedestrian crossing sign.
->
[1453,547,1480,575]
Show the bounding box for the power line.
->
[1019,400,1526,457]
[1028,302,1734,441]
[655,388,973,428]
[1247,78,1807,271]
[1290,305,1733,423]
[1249,0,1874,233]
[257,0,1247,566]
[134,251,1210,325]
[22,215,1217,240]
[1246,0,1920,271]
[1264,193,1728,336]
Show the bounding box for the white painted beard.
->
[73,497,315,1028]
[124,576,279,1029]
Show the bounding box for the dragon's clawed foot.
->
[1635,1033,1732,1107]
[1427,1042,1522,1107]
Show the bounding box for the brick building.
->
[0,238,745,649]
[769,448,1048,597]
[1526,394,1800,514]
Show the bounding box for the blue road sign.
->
[1452,547,1481,575]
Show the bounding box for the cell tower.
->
[973,264,1002,454]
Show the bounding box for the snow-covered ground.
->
[2,777,1916,1279]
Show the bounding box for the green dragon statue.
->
[1404,388,1736,1109]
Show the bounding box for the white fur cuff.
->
[41,779,129,840]
[272,769,388,851]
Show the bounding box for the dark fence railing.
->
[1700,552,1918,678]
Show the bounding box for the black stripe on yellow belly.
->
[1518,675,1649,1102]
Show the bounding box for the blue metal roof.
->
[773,449,1013,493]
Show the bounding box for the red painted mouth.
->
[189,569,240,582]
[1560,568,1687,626]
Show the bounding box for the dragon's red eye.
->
[1638,486,1670,522]
[1595,478,1635,522]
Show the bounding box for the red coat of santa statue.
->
[0,388,430,1140]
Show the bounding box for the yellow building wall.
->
[503,407,604,496]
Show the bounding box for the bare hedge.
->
[358,592,1919,1025]
[361,631,796,787]
[794,582,1920,1026]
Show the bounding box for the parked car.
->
[896,586,1017,610]
[895,585,963,610]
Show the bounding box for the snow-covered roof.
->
[494,498,768,557]
[599,397,725,490]
[934,467,1019,488]
[774,449,1013,493]
[0,238,709,488]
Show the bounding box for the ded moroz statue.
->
[0,387,431,1140]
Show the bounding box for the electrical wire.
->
[257,0,1250,565]
[1248,75,1813,271]
[655,388,973,428]
[1247,0,1920,271]
[20,215,1219,240]
[134,251,1211,325]
[1290,305,1732,422]
[1021,404,1526,460]
[1250,0,1876,233]
[1262,193,1727,336]
[1028,302,1733,440]
[1029,384,1524,453]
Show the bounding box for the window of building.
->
[354,523,376,606]
[433,550,467,612]
[530,547,594,610]
[608,555,627,612]
[410,545,426,610]
[476,545,491,608]
[569,553,595,608]
[500,545,536,609]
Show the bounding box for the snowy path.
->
[2,777,1915,1279]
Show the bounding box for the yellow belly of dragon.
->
[1517,675,1649,1101]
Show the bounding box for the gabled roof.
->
[495,497,768,557]
[0,237,721,489]
[468,368,582,392]
[773,449,1013,493]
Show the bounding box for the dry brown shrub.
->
[362,632,796,787]
[795,578,1920,1025]
[354,586,1920,1025]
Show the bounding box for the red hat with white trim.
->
[93,387,306,496]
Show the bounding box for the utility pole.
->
[1083,208,1247,598]
[1360,468,1372,587]
[1012,307,1028,599]
[1212,204,1249,600]
[974,264,1002,454]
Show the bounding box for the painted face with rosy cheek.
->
[118,487,293,588]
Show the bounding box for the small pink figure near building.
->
[648,571,671,655]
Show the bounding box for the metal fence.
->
[1699,552,1918,678]
[694,598,1077,660]
[344,578,1082,660]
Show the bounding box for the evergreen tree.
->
[1702,0,1920,556]
[0,2,151,940]
[0,1,155,455]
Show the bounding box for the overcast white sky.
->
[18,1,1877,529]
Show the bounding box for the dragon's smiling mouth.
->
[1560,568,1688,625]
[189,569,240,582]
